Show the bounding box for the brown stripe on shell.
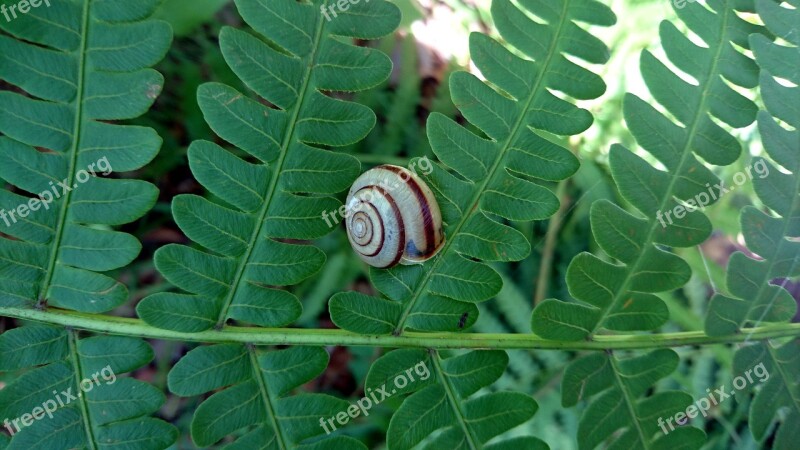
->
[381,165,436,258]
[368,185,405,268]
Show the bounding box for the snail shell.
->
[345,165,445,268]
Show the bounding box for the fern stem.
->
[67,329,99,450]
[430,349,481,450]
[3,307,799,350]
[534,175,571,306]
[247,345,289,450]
[38,0,92,305]
[608,352,650,449]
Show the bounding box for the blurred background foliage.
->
[1,0,791,448]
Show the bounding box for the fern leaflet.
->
[367,349,545,450]
[0,326,177,449]
[562,349,705,450]
[0,0,170,312]
[330,0,615,335]
[168,344,364,449]
[707,1,800,448]
[704,0,800,336]
[136,0,400,331]
[532,0,763,341]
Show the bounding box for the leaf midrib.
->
[248,346,288,450]
[214,15,327,329]
[393,0,573,334]
[431,349,481,450]
[38,0,91,304]
[608,354,650,449]
[68,329,98,450]
[588,1,732,337]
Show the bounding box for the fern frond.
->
[367,349,545,450]
[707,1,800,447]
[705,0,800,336]
[330,0,616,335]
[168,344,364,449]
[0,326,177,449]
[0,0,170,312]
[136,0,400,331]
[734,339,800,449]
[563,349,705,450]
[533,0,763,341]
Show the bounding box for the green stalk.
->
[2,307,799,350]
[38,0,91,305]
[534,175,571,306]
[67,329,98,450]
[431,349,480,449]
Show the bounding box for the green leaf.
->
[0,326,177,449]
[367,349,546,450]
[705,0,800,336]
[733,340,800,450]
[331,0,615,335]
[533,0,762,341]
[138,0,400,332]
[0,0,170,312]
[168,344,362,449]
[712,2,800,448]
[563,350,705,450]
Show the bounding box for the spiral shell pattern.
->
[345,165,445,268]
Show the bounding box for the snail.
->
[345,165,445,268]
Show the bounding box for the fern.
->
[136,0,400,332]
[366,349,545,450]
[0,325,177,449]
[705,0,800,336]
[330,0,616,335]
[733,339,800,450]
[167,344,364,449]
[563,349,705,449]
[706,1,800,448]
[0,0,170,312]
[130,0,400,445]
[532,0,763,341]
[1,1,799,450]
